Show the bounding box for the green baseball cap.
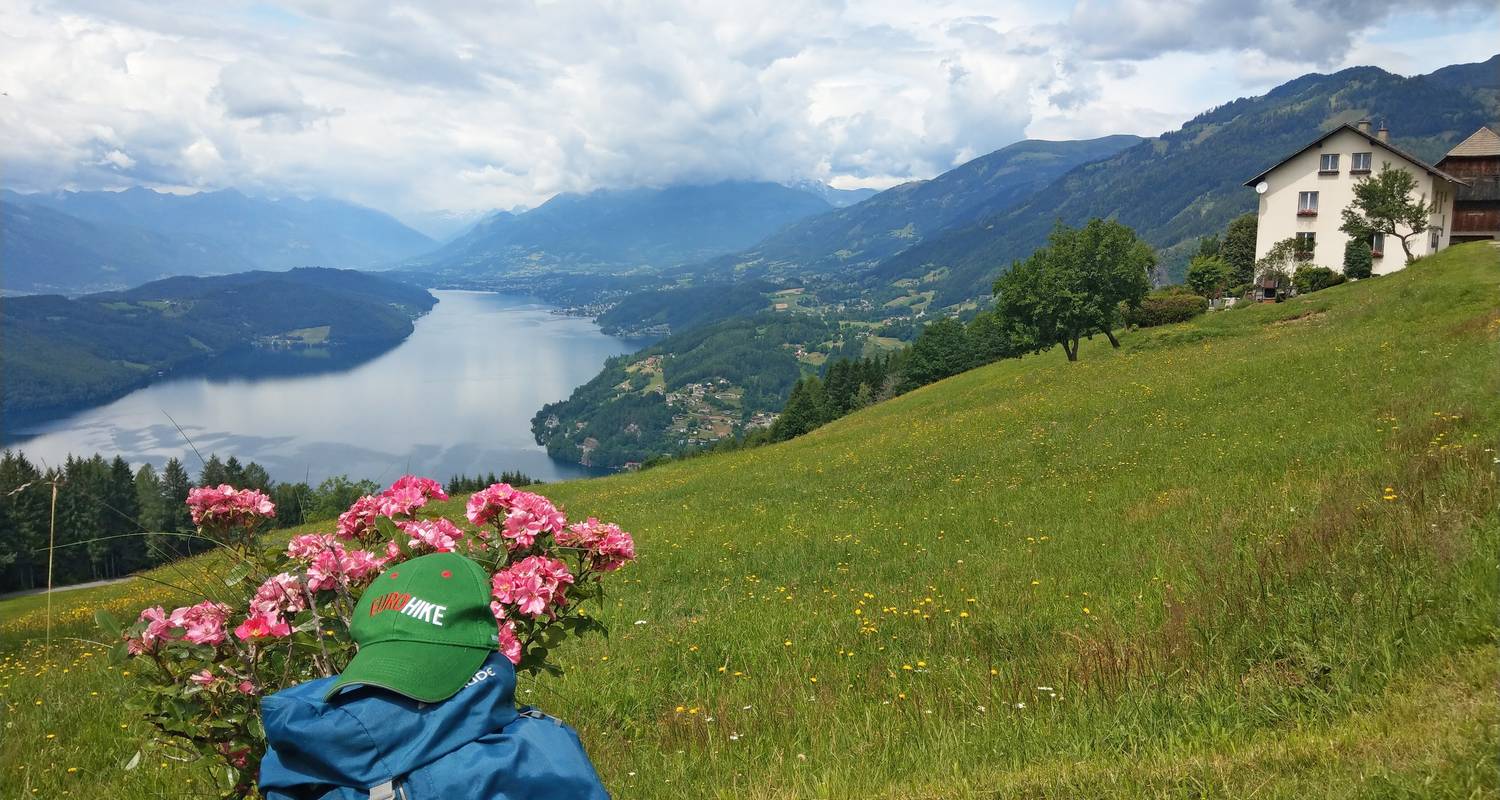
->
[327,552,500,702]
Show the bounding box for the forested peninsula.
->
[1,268,436,425]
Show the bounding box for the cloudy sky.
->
[1,0,1495,230]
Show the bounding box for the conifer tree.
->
[200,454,228,487]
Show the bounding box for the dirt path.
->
[0,575,135,601]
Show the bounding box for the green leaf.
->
[95,608,123,638]
[376,516,402,543]
[222,561,253,587]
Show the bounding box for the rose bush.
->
[99,475,635,798]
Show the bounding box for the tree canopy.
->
[1186,255,1231,299]
[1340,163,1430,263]
[992,219,1155,362]
[1220,213,1258,286]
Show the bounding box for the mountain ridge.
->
[2,189,435,295]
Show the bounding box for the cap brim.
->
[326,640,492,703]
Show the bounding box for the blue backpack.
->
[258,653,609,799]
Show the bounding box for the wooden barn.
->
[1438,126,1500,243]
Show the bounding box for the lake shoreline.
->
[2,291,645,486]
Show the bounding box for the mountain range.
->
[871,54,1500,303]
[402,181,839,278]
[691,135,1143,282]
[1,188,434,295]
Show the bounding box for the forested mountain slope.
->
[695,135,1142,280]
[403,181,837,277]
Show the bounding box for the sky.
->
[1,0,1495,230]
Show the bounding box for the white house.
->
[1244,120,1465,276]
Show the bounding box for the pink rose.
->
[498,492,566,551]
[168,601,232,647]
[234,612,292,641]
[189,669,217,687]
[399,518,465,554]
[489,602,524,665]
[251,573,307,617]
[387,475,448,502]
[466,483,519,527]
[560,518,637,572]
[336,495,381,541]
[491,556,574,619]
[286,533,338,561]
[186,485,275,529]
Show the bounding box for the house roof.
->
[1244,123,1467,187]
[1441,126,1500,158]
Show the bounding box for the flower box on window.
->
[1296,209,1318,217]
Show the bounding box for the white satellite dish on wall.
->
[1255,181,1269,194]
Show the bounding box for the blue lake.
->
[4,291,647,485]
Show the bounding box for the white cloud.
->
[0,0,1492,219]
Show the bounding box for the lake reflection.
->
[3,291,647,485]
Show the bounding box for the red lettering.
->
[369,592,411,617]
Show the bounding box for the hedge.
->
[1124,293,1209,328]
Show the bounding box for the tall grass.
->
[2,244,1497,798]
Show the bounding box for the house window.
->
[1295,232,1316,259]
[1370,233,1384,258]
[1351,152,1372,173]
[1430,227,1442,250]
[1319,153,1340,174]
[1297,191,1319,216]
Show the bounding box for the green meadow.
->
[3,244,1498,798]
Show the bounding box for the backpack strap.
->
[518,706,562,725]
[368,779,406,800]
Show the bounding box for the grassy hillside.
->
[2,244,1497,798]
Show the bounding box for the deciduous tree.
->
[993,219,1155,362]
[1186,255,1231,299]
[1341,163,1430,263]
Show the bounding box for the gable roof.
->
[1244,123,1467,187]
[1441,126,1500,158]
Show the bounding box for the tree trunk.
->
[1064,338,1079,361]
[1398,233,1415,263]
[1104,329,1121,348]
